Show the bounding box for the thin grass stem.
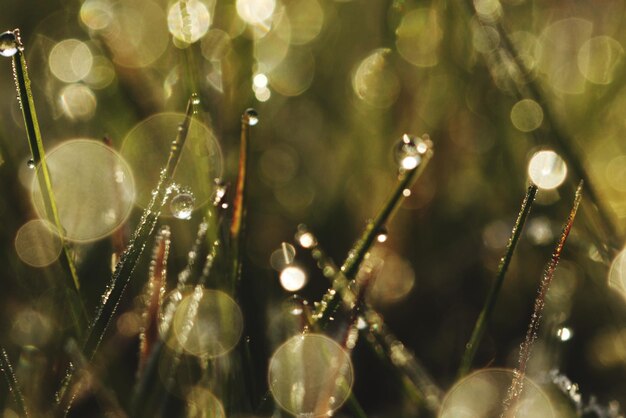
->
[501,181,583,417]
[458,184,538,377]
[313,136,433,326]
[230,109,257,291]
[0,347,29,417]
[8,28,87,334]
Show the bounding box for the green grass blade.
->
[458,184,537,377]
[313,135,434,326]
[0,347,29,418]
[7,28,87,334]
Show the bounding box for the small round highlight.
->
[31,139,136,242]
[527,150,567,190]
[186,387,226,418]
[280,266,307,292]
[510,99,543,132]
[80,0,114,30]
[121,113,223,215]
[168,0,211,44]
[396,8,442,67]
[440,368,554,418]
[578,36,624,85]
[353,48,400,108]
[236,0,276,25]
[609,248,626,300]
[171,288,243,358]
[49,39,93,83]
[14,220,62,267]
[268,333,354,417]
[59,84,97,121]
[366,247,415,305]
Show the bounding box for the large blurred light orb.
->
[172,288,243,358]
[280,266,307,292]
[609,248,626,299]
[510,99,543,132]
[440,368,554,418]
[121,113,223,215]
[527,150,567,190]
[186,387,226,418]
[168,0,211,44]
[59,84,97,121]
[269,333,354,417]
[353,48,400,108]
[49,39,93,83]
[14,220,62,267]
[396,8,442,67]
[577,36,624,85]
[236,0,276,25]
[31,139,135,242]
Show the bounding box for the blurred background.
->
[1,0,626,416]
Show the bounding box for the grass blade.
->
[229,109,258,290]
[299,226,443,412]
[313,135,433,326]
[138,225,171,376]
[501,181,583,417]
[0,347,29,417]
[458,184,538,377]
[7,28,87,334]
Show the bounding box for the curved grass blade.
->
[501,181,583,418]
[6,28,86,333]
[458,184,538,377]
[0,347,29,418]
[313,135,433,327]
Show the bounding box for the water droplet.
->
[0,31,19,58]
[242,108,259,126]
[376,226,388,243]
[295,226,317,249]
[170,190,196,219]
[191,93,201,105]
[285,294,307,316]
[394,134,429,171]
[27,158,35,169]
[527,150,567,190]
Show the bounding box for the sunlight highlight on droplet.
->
[396,8,442,67]
[49,39,93,83]
[168,0,212,44]
[353,48,400,108]
[269,333,354,417]
[510,99,543,132]
[0,31,19,57]
[440,368,554,418]
[172,288,243,358]
[121,113,223,215]
[528,150,567,190]
[31,139,135,242]
[280,266,307,292]
[577,36,624,85]
[59,84,97,121]
[14,220,62,268]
